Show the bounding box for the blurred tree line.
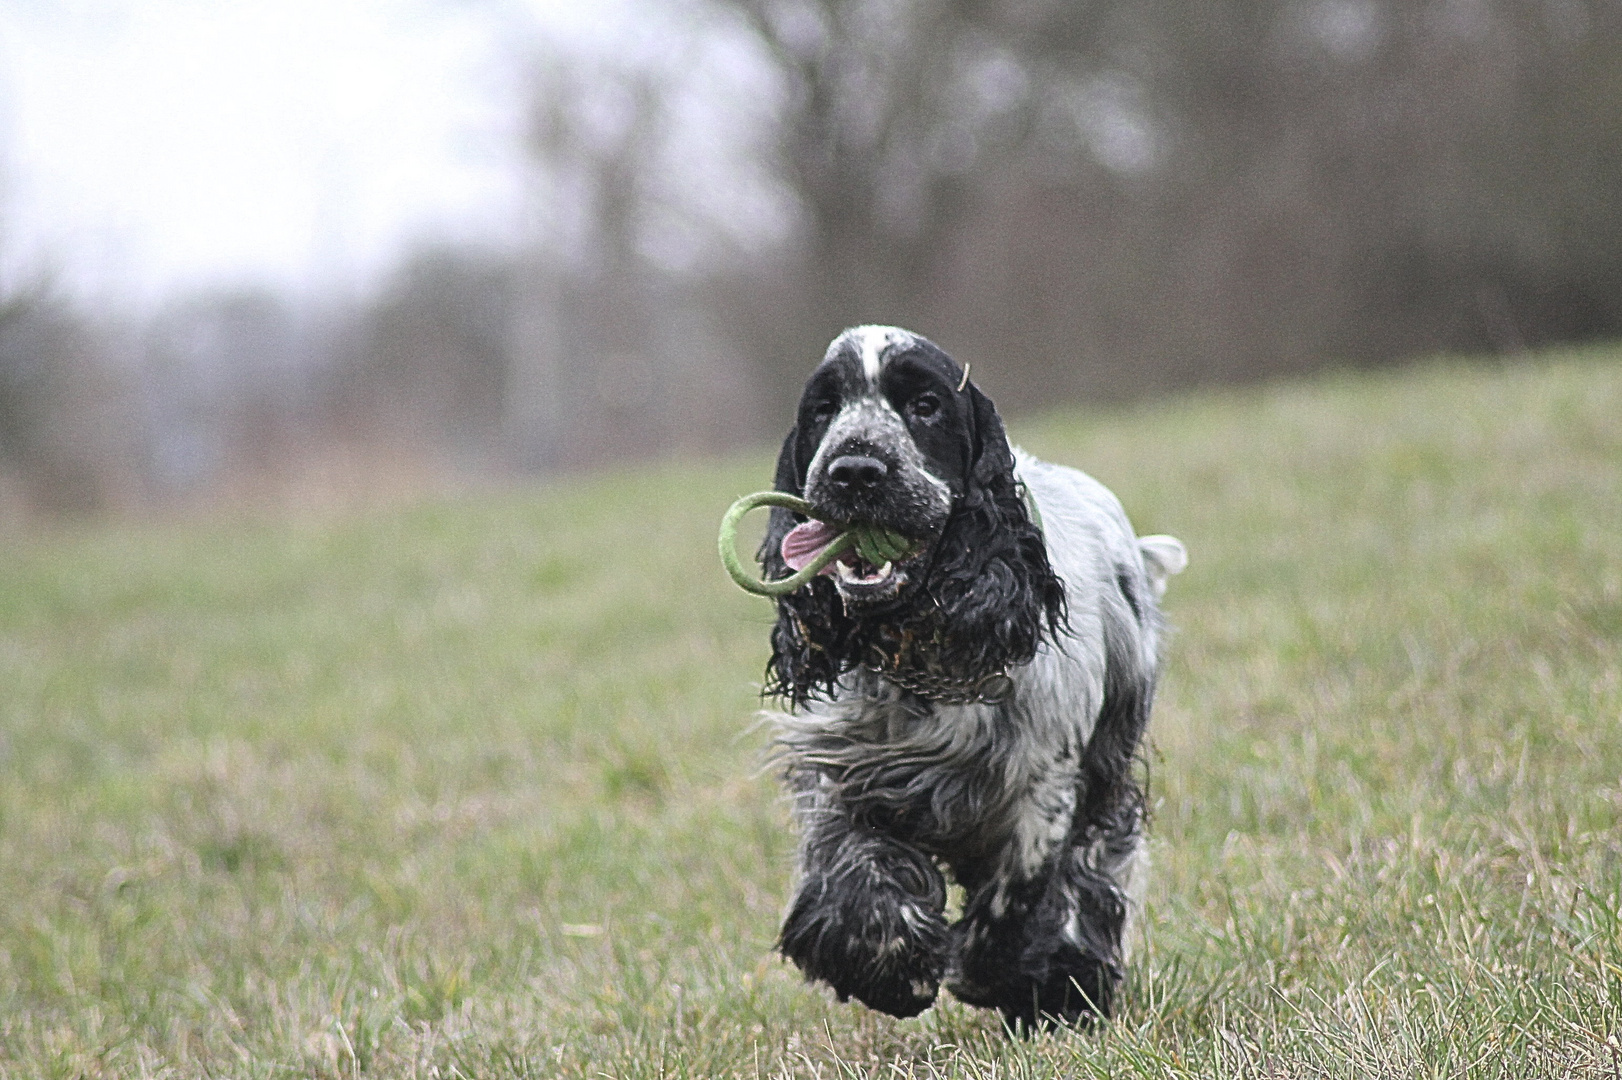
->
[2,0,1619,515]
[706,0,1622,410]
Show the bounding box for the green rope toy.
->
[718,491,920,597]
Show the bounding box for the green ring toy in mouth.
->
[718,491,923,598]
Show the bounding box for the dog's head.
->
[760,326,1066,704]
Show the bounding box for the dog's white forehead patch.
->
[827,325,918,387]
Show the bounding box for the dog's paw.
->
[947,905,1120,1031]
[779,843,950,1018]
[999,940,1118,1033]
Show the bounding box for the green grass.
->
[2,347,1621,1077]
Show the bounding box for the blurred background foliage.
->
[2,0,1619,516]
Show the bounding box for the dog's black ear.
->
[761,420,852,704]
[917,377,1067,682]
[772,424,802,496]
[967,382,1018,494]
[760,424,802,577]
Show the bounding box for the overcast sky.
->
[0,0,654,308]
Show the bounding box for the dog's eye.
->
[910,394,940,419]
[811,399,839,420]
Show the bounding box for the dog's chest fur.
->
[774,530,1115,885]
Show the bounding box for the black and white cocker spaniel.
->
[757,326,1186,1031]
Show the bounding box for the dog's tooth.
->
[877,562,892,577]
[834,561,856,582]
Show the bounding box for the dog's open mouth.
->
[782,519,914,599]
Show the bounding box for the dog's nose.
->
[828,455,888,492]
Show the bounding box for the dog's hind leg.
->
[778,790,951,1018]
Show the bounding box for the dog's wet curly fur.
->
[756,326,1185,1032]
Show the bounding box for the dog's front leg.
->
[946,763,1146,1031]
[947,846,1130,1032]
[778,788,950,1018]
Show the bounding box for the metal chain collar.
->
[864,661,1015,705]
[860,630,1015,705]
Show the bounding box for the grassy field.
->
[2,348,1620,1078]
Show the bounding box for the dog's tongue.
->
[782,519,843,572]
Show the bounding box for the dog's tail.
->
[1137,535,1187,599]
